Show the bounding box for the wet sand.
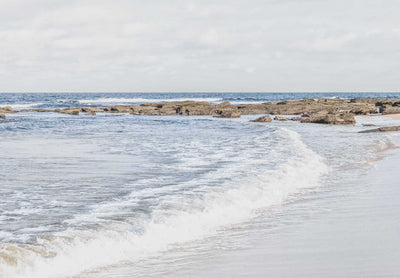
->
[381,114,400,120]
[164,140,400,278]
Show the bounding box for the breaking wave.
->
[0,128,328,278]
[0,103,44,110]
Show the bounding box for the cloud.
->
[0,0,400,92]
[294,33,358,52]
[186,2,235,17]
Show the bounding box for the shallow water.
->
[165,142,400,278]
[1,93,400,278]
[1,92,400,110]
[75,117,400,278]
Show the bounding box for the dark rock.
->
[107,105,134,113]
[382,107,400,115]
[349,103,378,115]
[301,111,356,125]
[236,104,268,115]
[157,101,215,116]
[81,107,105,113]
[216,111,241,118]
[0,114,5,119]
[274,116,288,121]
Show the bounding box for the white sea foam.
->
[0,232,12,241]
[78,98,223,105]
[0,103,43,110]
[0,128,329,278]
[372,135,399,153]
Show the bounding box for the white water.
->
[158,137,400,278]
[0,125,329,278]
[0,103,44,110]
[1,112,399,278]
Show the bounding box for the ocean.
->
[1,93,400,278]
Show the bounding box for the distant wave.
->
[0,103,43,110]
[78,98,223,105]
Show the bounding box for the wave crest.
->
[0,128,328,278]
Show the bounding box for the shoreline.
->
[173,137,400,278]
[63,112,400,278]
[2,94,400,278]
[380,113,400,120]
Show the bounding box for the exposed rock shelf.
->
[1,98,400,125]
[359,126,400,133]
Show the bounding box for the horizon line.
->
[1,91,400,94]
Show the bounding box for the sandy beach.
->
[381,114,400,120]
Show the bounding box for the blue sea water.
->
[1,93,400,278]
[1,92,400,110]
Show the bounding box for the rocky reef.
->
[0,106,15,114]
[251,115,272,122]
[2,98,400,125]
[298,111,356,125]
[359,126,400,133]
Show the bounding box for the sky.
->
[1,0,399,92]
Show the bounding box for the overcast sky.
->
[1,0,399,92]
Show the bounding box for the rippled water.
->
[1,93,400,277]
[1,92,400,110]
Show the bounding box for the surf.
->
[0,127,328,278]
